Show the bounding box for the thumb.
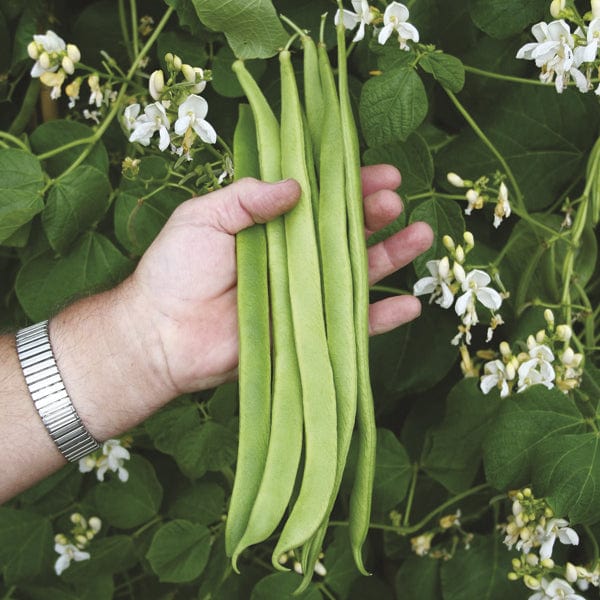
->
[201,177,301,234]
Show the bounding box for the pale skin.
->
[0,165,433,503]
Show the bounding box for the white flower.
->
[517,344,556,392]
[88,75,104,108]
[529,577,586,600]
[334,0,374,42]
[494,182,511,228]
[54,542,90,576]
[454,270,503,319]
[30,30,66,77]
[464,189,482,215]
[96,439,130,482]
[537,518,579,560]
[149,69,165,100]
[123,104,140,131]
[83,109,101,124]
[174,94,217,144]
[480,359,512,397]
[413,257,455,309]
[516,20,587,93]
[129,102,171,151]
[377,2,419,50]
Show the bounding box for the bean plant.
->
[1,0,600,599]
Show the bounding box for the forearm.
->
[0,281,172,504]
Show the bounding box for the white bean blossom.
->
[454,269,503,323]
[54,542,90,576]
[517,344,556,392]
[174,94,217,145]
[79,438,131,482]
[412,257,455,309]
[377,2,419,50]
[29,30,66,77]
[128,102,171,151]
[528,577,586,600]
[537,518,580,561]
[334,0,374,42]
[480,359,513,397]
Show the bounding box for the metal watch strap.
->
[16,320,100,462]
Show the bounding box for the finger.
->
[368,221,434,285]
[185,177,302,234]
[363,189,403,236]
[361,164,402,197]
[369,295,422,336]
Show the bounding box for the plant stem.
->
[444,88,525,211]
[1,586,15,600]
[402,463,419,526]
[8,79,40,136]
[0,131,29,152]
[370,285,410,295]
[584,523,600,570]
[130,0,139,58]
[118,0,134,63]
[132,514,162,538]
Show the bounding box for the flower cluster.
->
[28,30,81,100]
[447,172,512,229]
[335,1,419,50]
[413,232,505,346]
[124,53,217,161]
[500,488,594,599]
[278,549,327,577]
[54,513,101,576]
[406,509,473,560]
[479,309,583,397]
[78,437,131,482]
[516,3,600,95]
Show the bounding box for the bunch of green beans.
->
[225,14,376,590]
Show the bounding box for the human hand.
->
[124,164,432,398]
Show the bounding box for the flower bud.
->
[593,0,600,18]
[39,52,51,70]
[54,533,69,545]
[62,56,75,74]
[164,52,174,67]
[527,335,536,350]
[511,557,522,569]
[455,245,465,264]
[506,362,516,380]
[149,69,165,100]
[437,256,450,279]
[536,329,546,344]
[70,512,83,524]
[544,308,555,327]
[522,487,532,497]
[27,41,40,59]
[556,324,572,341]
[66,44,81,63]
[447,172,465,187]
[550,0,566,19]
[463,231,474,249]
[562,346,574,365]
[314,561,327,577]
[453,262,466,283]
[181,63,195,82]
[75,534,88,547]
[523,575,541,590]
[525,553,539,566]
[565,562,578,583]
[442,235,455,251]
[499,341,511,357]
[465,188,479,203]
[507,572,519,581]
[88,516,102,533]
[541,558,555,569]
[173,54,182,71]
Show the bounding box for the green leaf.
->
[359,67,428,147]
[372,429,412,514]
[0,148,44,243]
[211,45,266,98]
[15,232,131,321]
[423,379,503,493]
[30,120,109,177]
[409,196,465,277]
[192,0,287,59]
[0,10,11,72]
[43,165,111,254]
[165,0,206,37]
[396,556,441,600]
[94,455,163,529]
[436,86,600,212]
[363,133,433,197]
[208,381,238,424]
[482,387,585,490]
[468,0,546,39]
[63,536,136,581]
[144,396,202,455]
[440,535,520,599]
[173,420,238,479]
[157,29,208,69]
[370,304,458,400]
[533,433,600,524]
[196,533,230,600]
[419,52,465,92]
[251,572,323,599]
[146,519,211,583]
[0,508,53,584]
[167,482,225,525]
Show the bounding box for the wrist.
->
[50,279,174,441]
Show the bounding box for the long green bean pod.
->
[229,60,303,569]
[336,15,377,575]
[272,49,338,568]
[302,34,324,162]
[226,103,272,557]
[299,41,358,590]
